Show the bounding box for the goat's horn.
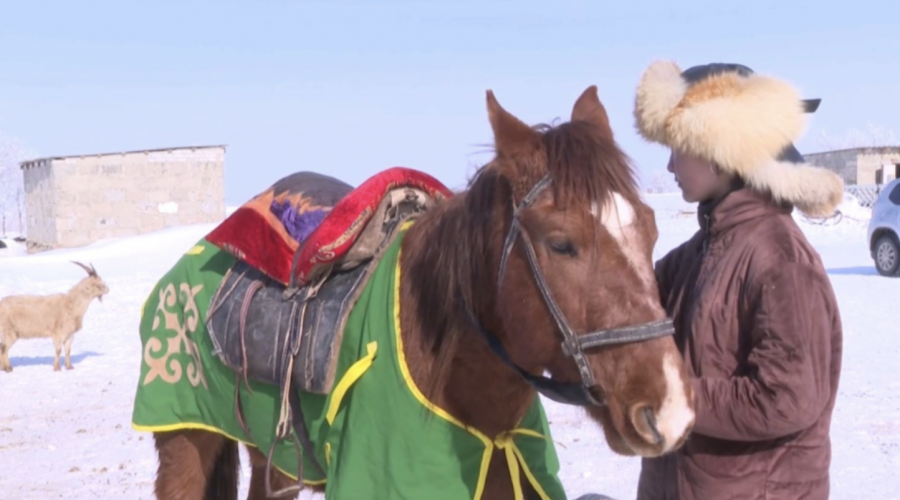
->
[90,263,98,276]
[71,261,94,276]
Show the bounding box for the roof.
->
[804,145,900,156]
[19,144,228,169]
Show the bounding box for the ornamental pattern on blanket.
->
[131,228,567,499]
[131,238,325,484]
[142,280,207,389]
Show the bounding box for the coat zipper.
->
[702,213,711,255]
[686,213,715,378]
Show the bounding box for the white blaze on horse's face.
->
[596,192,635,239]
[595,192,654,290]
[592,192,695,454]
[658,352,695,453]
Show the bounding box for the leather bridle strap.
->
[565,320,675,354]
[460,295,606,407]
[497,175,552,286]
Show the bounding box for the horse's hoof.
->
[574,495,617,500]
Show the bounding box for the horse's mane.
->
[406,120,640,394]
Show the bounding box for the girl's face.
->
[667,150,735,203]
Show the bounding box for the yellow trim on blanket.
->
[326,341,378,425]
[392,220,551,500]
[496,429,555,500]
[140,288,152,318]
[130,421,327,486]
[185,244,206,256]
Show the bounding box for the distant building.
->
[804,146,900,186]
[20,145,226,252]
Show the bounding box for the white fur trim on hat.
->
[744,159,844,218]
[633,60,843,216]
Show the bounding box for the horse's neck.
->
[397,211,535,437]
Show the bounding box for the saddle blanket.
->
[205,167,453,287]
[131,224,567,499]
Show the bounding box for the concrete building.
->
[20,145,226,252]
[804,146,900,186]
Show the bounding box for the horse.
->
[134,86,696,500]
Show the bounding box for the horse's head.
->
[476,87,695,457]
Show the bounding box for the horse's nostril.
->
[639,405,664,446]
[643,406,663,445]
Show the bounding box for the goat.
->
[0,261,109,372]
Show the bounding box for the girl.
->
[633,61,844,500]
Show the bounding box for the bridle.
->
[462,174,675,407]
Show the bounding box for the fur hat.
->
[634,60,843,217]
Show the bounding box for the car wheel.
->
[874,233,900,277]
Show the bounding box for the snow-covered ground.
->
[0,193,897,499]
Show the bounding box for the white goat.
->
[0,261,109,372]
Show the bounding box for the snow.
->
[1,193,897,499]
[0,236,27,259]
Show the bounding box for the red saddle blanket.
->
[205,167,453,287]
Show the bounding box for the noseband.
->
[462,174,675,407]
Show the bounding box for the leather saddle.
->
[206,184,435,395]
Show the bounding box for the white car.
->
[868,178,900,277]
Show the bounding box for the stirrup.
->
[263,433,305,498]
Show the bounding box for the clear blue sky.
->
[1,0,897,204]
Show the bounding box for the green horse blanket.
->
[132,221,568,499]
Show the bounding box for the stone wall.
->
[22,159,58,251]
[805,150,859,184]
[21,146,226,251]
[857,152,900,185]
[805,147,900,186]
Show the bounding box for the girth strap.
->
[231,277,328,498]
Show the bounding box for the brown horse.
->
[149,87,695,499]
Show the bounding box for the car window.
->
[890,183,900,205]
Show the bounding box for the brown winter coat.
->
[637,188,843,500]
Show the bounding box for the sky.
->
[1,0,898,204]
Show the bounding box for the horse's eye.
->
[548,239,578,257]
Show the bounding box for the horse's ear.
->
[486,90,540,161]
[571,85,612,138]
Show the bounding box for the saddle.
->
[206,167,452,394]
[206,186,434,394]
[204,167,453,496]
